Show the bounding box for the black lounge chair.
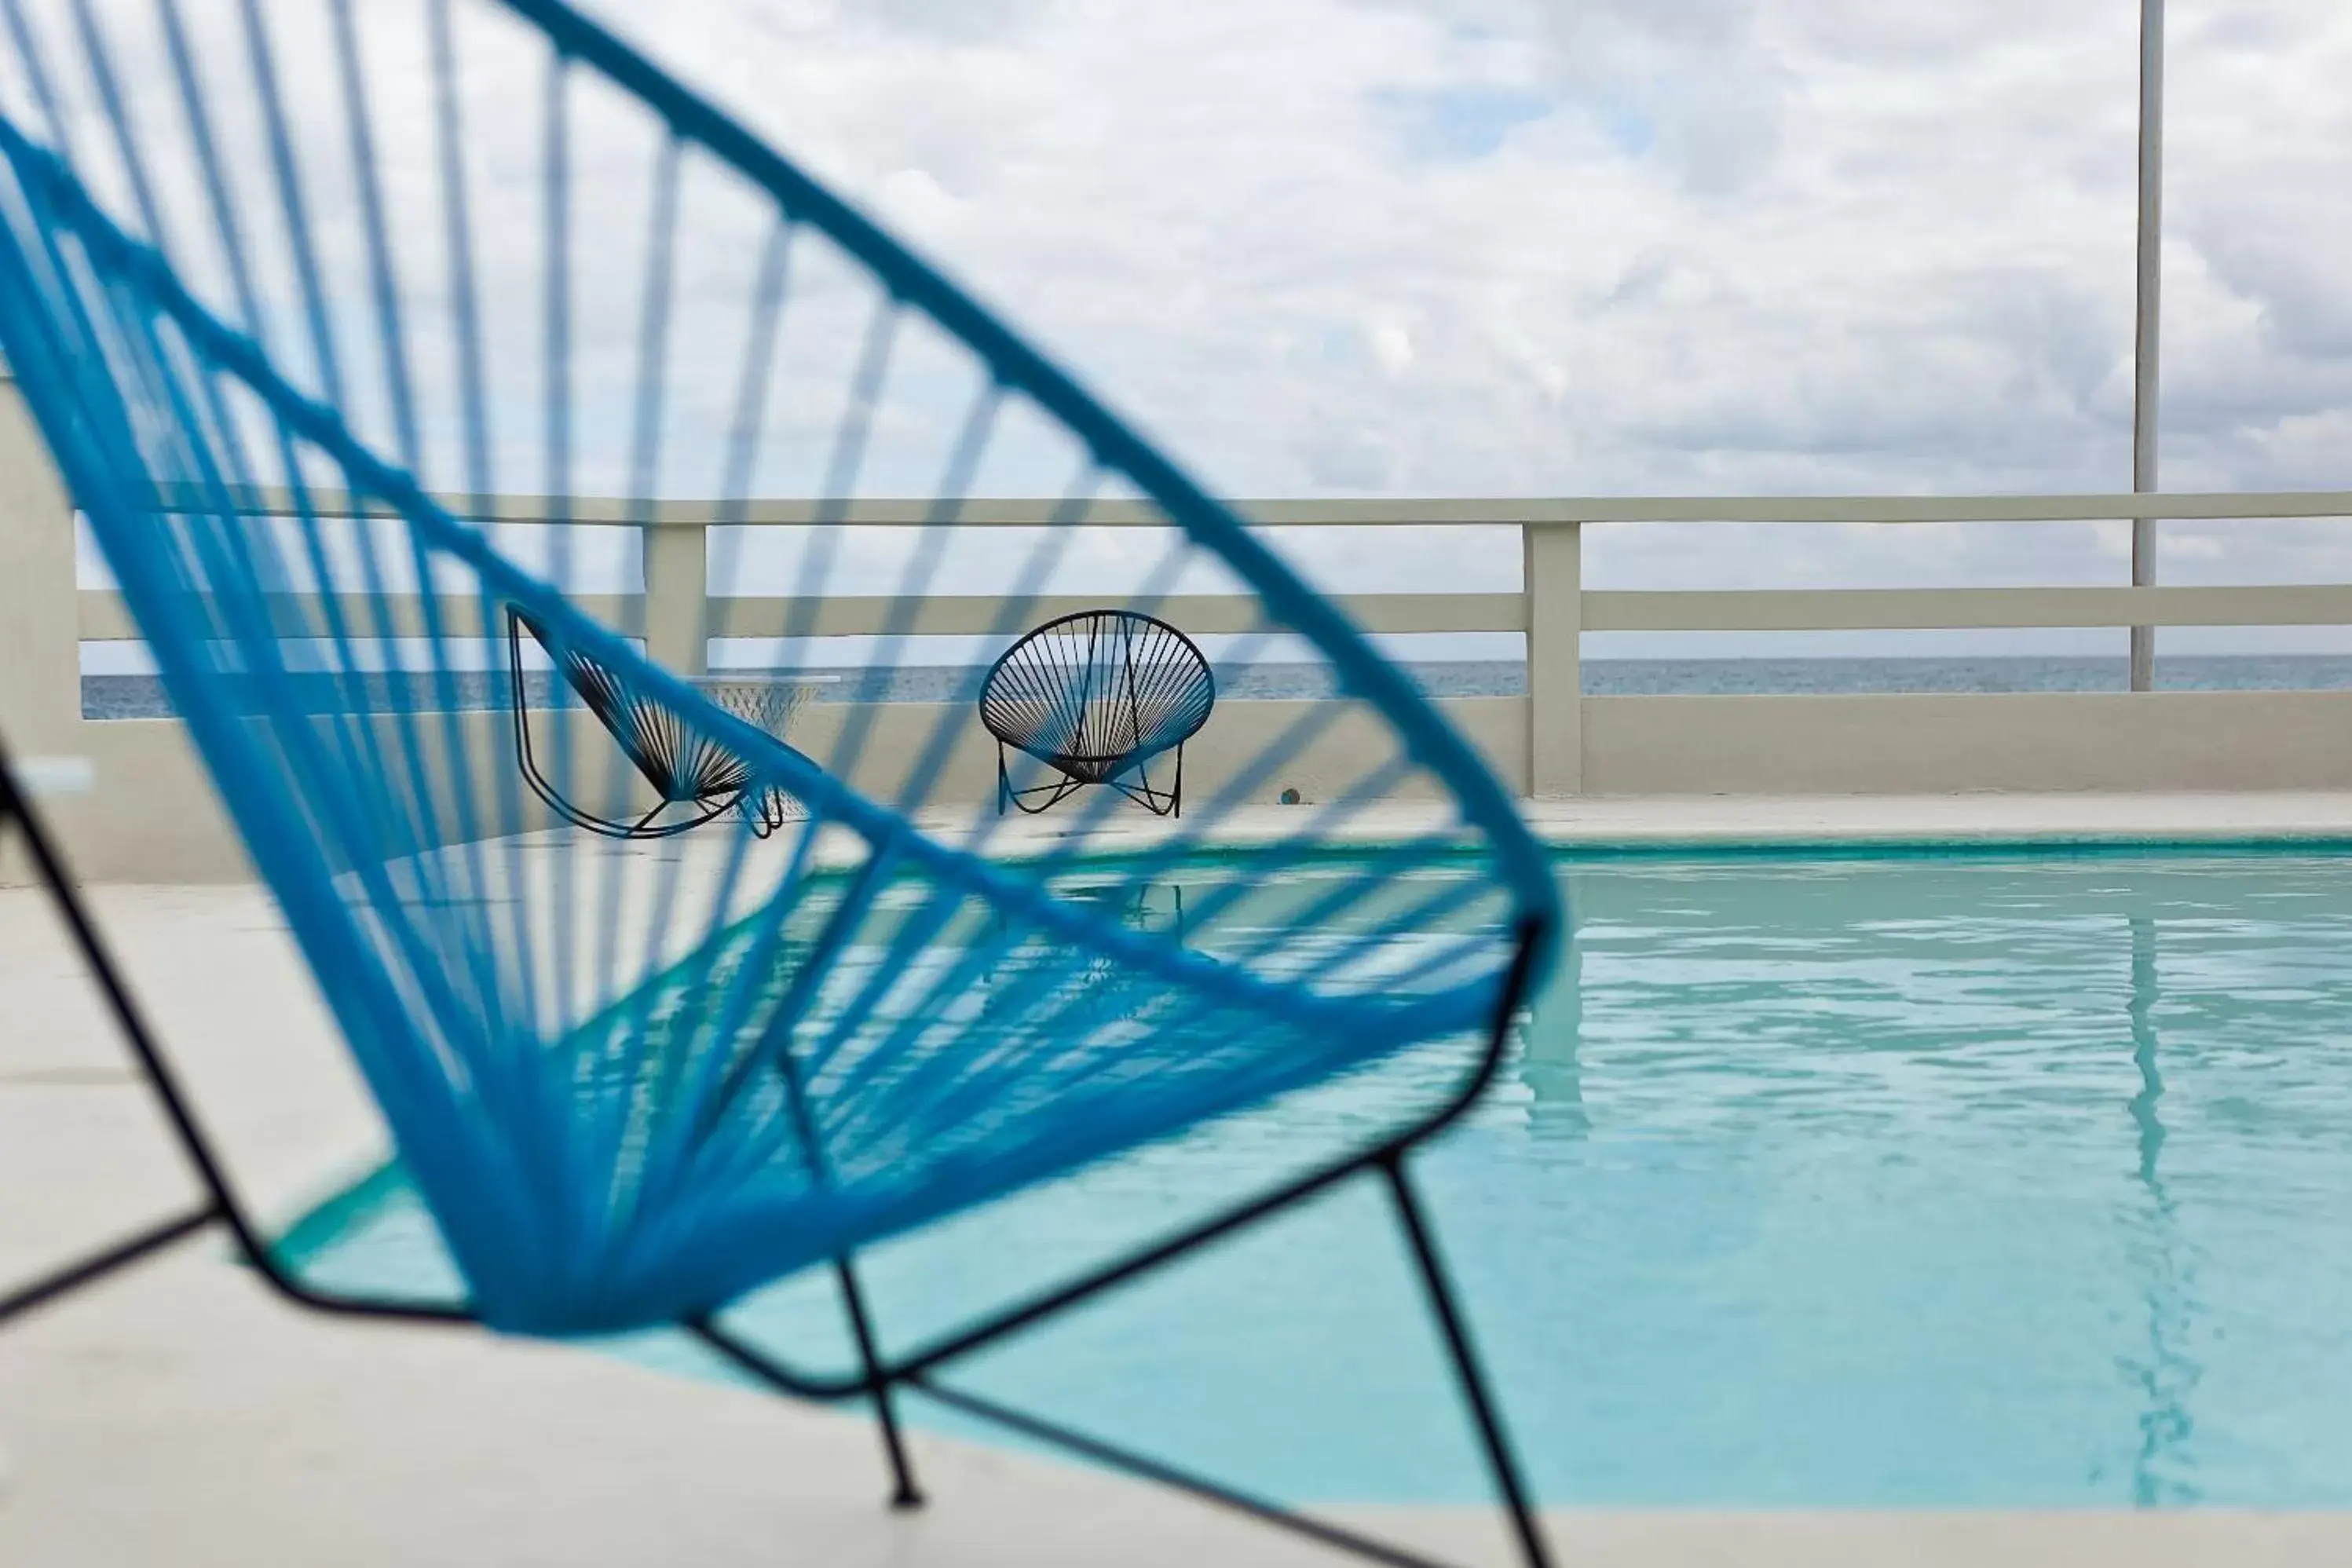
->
[978,609,1214,817]
[507,608,808,839]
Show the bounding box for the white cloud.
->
[1369,320,1415,376]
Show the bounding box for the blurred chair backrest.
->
[0,0,1556,1336]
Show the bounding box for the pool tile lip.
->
[938,792,2352,869]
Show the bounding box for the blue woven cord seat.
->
[0,0,1552,1334]
[543,864,1438,1333]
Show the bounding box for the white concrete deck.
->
[8,795,2352,1564]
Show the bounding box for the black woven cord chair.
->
[978,609,1214,817]
[507,608,806,839]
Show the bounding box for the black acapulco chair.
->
[978,609,1215,817]
[508,607,807,839]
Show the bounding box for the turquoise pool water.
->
[286,847,2352,1507]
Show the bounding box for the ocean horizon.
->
[79,654,2352,720]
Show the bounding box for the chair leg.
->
[908,1372,1450,1568]
[735,935,924,1511]
[957,1153,1555,1568]
[702,912,1552,1568]
[1001,768,1088,816]
[0,1204,221,1324]
[1103,759,1182,817]
[0,754,245,1323]
[832,1257,924,1510]
[739,1148,1554,1568]
[1379,1153,1553,1568]
[702,1187,1520,1568]
[0,733,477,1329]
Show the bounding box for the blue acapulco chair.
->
[0,4,1562,1566]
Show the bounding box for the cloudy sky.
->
[15,1,2352,657]
[595,0,2352,492]
[587,0,2352,652]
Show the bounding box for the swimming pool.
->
[283,845,2352,1507]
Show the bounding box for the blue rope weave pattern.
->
[0,0,1558,1335]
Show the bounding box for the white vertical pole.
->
[2130,0,2164,692]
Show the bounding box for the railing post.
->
[0,368,81,752]
[642,517,709,677]
[1523,520,1581,797]
[0,366,84,886]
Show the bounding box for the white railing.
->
[9,342,2352,878]
[68,488,2352,802]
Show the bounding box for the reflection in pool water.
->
[286,850,2352,1506]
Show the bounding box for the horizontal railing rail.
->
[75,592,640,642]
[145,488,2352,527]
[75,590,1525,641]
[1582,584,2352,632]
[84,492,2352,650]
[78,583,2352,642]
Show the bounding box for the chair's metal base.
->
[0,728,1551,1568]
[690,1146,1552,1568]
[997,742,1184,819]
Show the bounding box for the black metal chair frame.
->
[507,608,794,841]
[980,610,1213,820]
[0,725,1556,1568]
